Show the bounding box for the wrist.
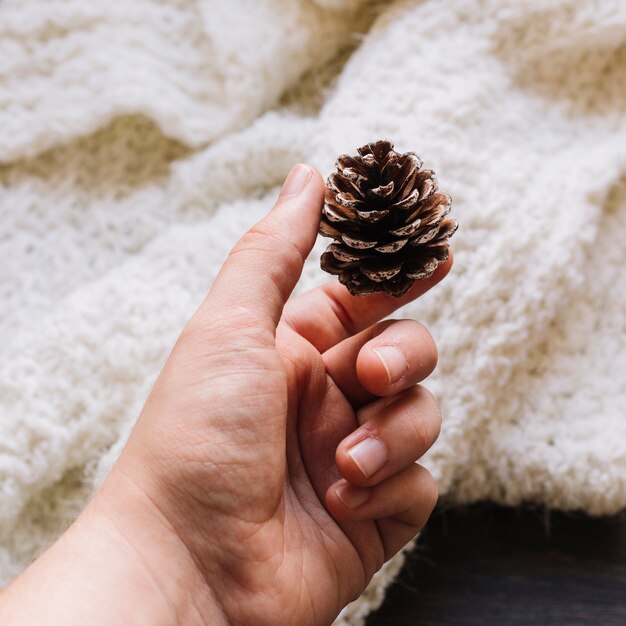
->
[0,468,227,626]
[84,469,229,626]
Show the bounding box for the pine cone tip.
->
[319,139,457,297]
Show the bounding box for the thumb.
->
[199,164,325,339]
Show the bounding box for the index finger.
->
[281,251,453,353]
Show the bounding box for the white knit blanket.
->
[1,0,625,622]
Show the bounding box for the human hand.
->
[0,164,451,626]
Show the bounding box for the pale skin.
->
[0,164,452,626]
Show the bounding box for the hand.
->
[0,164,451,626]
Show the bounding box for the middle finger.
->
[323,318,438,407]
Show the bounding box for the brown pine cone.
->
[319,140,457,297]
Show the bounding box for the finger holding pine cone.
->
[319,140,457,297]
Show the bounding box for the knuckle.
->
[423,472,439,513]
[417,382,438,407]
[236,220,306,270]
[411,320,438,363]
[176,308,267,364]
[400,467,439,529]
[179,310,234,347]
[229,224,274,264]
[418,326,438,371]
[412,466,438,518]
[237,221,275,250]
[417,385,442,432]
[407,409,431,452]
[401,386,441,451]
[399,320,438,372]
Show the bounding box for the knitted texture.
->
[1,0,626,623]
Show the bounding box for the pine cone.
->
[319,140,457,297]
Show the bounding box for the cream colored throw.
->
[1,0,625,622]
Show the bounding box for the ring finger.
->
[335,385,441,487]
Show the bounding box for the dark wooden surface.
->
[366,503,626,625]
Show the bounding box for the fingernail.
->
[336,482,371,509]
[347,437,388,478]
[372,345,407,384]
[278,164,312,200]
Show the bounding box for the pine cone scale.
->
[328,172,361,196]
[323,200,357,222]
[393,156,421,198]
[417,176,437,201]
[389,216,421,237]
[331,244,369,263]
[368,181,395,200]
[405,191,449,225]
[388,189,420,212]
[361,262,403,282]
[437,217,459,240]
[374,239,408,253]
[322,205,350,224]
[356,208,390,222]
[341,233,378,249]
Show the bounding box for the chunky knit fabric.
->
[1,0,625,623]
